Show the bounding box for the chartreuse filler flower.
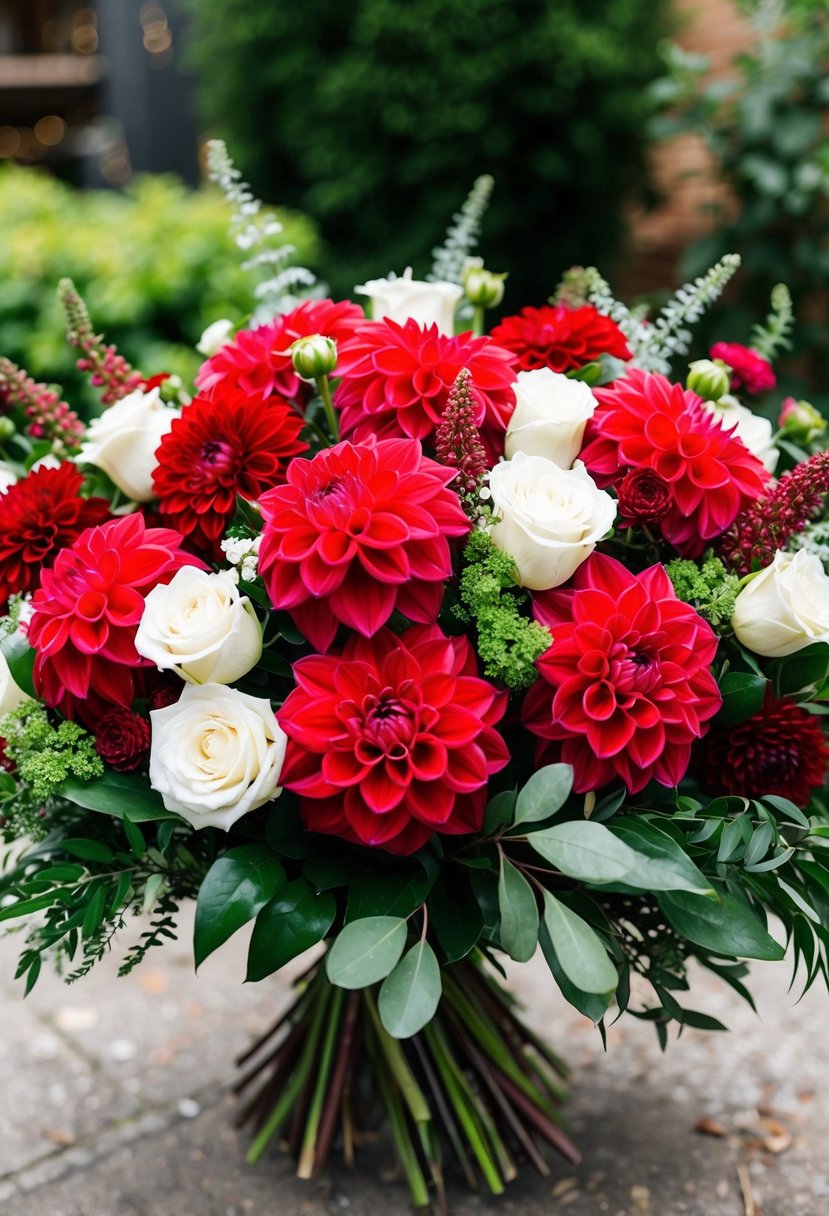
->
[1,144,829,1214]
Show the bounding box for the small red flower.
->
[0,463,110,609]
[152,389,307,554]
[258,437,469,651]
[524,553,722,793]
[334,319,518,460]
[195,299,365,405]
[698,691,829,808]
[580,369,770,556]
[616,468,672,527]
[28,513,202,724]
[710,342,775,395]
[490,304,631,374]
[94,708,151,771]
[278,625,509,855]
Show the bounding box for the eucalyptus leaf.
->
[538,918,614,1023]
[378,940,442,1038]
[326,916,408,989]
[497,856,538,963]
[512,764,573,830]
[541,890,617,995]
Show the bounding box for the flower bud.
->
[0,416,15,441]
[463,263,508,310]
[686,358,731,402]
[778,397,826,445]
[290,334,338,380]
[196,318,234,358]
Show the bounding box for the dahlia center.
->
[198,440,236,475]
[357,690,417,757]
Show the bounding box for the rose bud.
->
[686,358,731,402]
[616,468,672,527]
[289,334,338,381]
[779,397,826,445]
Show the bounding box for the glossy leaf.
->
[60,772,179,823]
[246,879,336,981]
[715,671,767,727]
[660,890,785,960]
[194,845,286,968]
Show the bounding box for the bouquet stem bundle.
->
[234,956,579,1214]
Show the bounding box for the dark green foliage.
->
[183,0,672,304]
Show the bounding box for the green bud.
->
[463,263,508,310]
[686,358,731,402]
[778,396,826,445]
[0,416,16,441]
[290,334,338,380]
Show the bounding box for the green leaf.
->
[326,916,408,989]
[482,788,517,835]
[61,838,114,863]
[511,764,573,830]
[744,821,774,867]
[194,845,286,968]
[497,855,538,963]
[378,941,442,1038]
[246,879,336,982]
[541,890,617,995]
[610,818,714,895]
[303,853,365,891]
[761,794,810,828]
[346,867,432,923]
[538,917,613,1023]
[715,671,767,726]
[0,631,35,698]
[771,642,829,697]
[428,871,484,962]
[528,819,634,883]
[122,811,146,858]
[60,771,179,822]
[659,890,784,960]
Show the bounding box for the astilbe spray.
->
[58,278,143,406]
[433,368,489,515]
[0,357,85,453]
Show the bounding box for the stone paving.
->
[0,905,827,1216]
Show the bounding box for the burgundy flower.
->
[616,468,672,527]
[710,342,775,395]
[277,625,509,855]
[698,691,829,808]
[524,553,722,793]
[94,708,151,771]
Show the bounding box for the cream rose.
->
[149,683,287,830]
[487,454,616,591]
[731,549,829,658]
[0,647,32,715]
[135,567,263,684]
[708,396,779,474]
[505,369,597,469]
[196,318,234,357]
[355,268,462,335]
[79,387,180,502]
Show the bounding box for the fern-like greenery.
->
[751,284,795,362]
[429,175,495,285]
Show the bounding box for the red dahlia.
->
[698,691,829,808]
[524,553,722,793]
[0,463,110,609]
[94,707,151,771]
[258,437,469,652]
[490,304,631,374]
[278,625,509,855]
[334,318,518,460]
[29,513,201,724]
[195,299,365,405]
[616,468,672,528]
[152,389,307,554]
[710,342,775,395]
[580,369,770,557]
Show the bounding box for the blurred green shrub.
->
[183,0,672,308]
[0,167,319,411]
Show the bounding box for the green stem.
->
[370,1028,431,1213]
[472,304,486,338]
[297,984,344,1178]
[364,989,431,1125]
[315,375,339,442]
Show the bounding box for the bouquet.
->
[1,143,828,1214]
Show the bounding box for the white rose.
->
[732,549,829,658]
[708,396,779,474]
[355,268,463,335]
[149,683,287,831]
[196,318,234,357]
[505,369,597,469]
[79,387,180,502]
[135,567,263,684]
[0,462,17,494]
[487,454,617,591]
[0,647,31,715]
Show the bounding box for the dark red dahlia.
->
[490,304,631,375]
[258,437,469,652]
[523,553,722,794]
[152,389,307,554]
[580,369,770,557]
[195,299,365,405]
[334,318,518,460]
[698,691,829,808]
[0,463,110,609]
[28,513,202,724]
[616,468,672,528]
[278,625,509,855]
[710,342,775,395]
[94,708,151,771]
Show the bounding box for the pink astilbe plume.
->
[434,369,489,509]
[0,357,85,453]
[720,449,829,575]
[58,278,143,406]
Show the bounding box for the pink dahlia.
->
[195,299,365,405]
[29,513,202,724]
[278,625,509,855]
[710,342,775,395]
[490,304,632,374]
[580,369,770,556]
[334,318,518,460]
[523,553,721,794]
[258,437,469,651]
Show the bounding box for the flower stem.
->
[315,375,339,442]
[472,305,486,338]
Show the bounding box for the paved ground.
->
[0,905,827,1216]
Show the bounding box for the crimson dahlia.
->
[490,304,631,374]
[524,553,721,793]
[28,513,202,724]
[258,437,469,651]
[0,463,110,609]
[152,389,307,554]
[278,625,509,855]
[334,318,517,460]
[580,369,769,557]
